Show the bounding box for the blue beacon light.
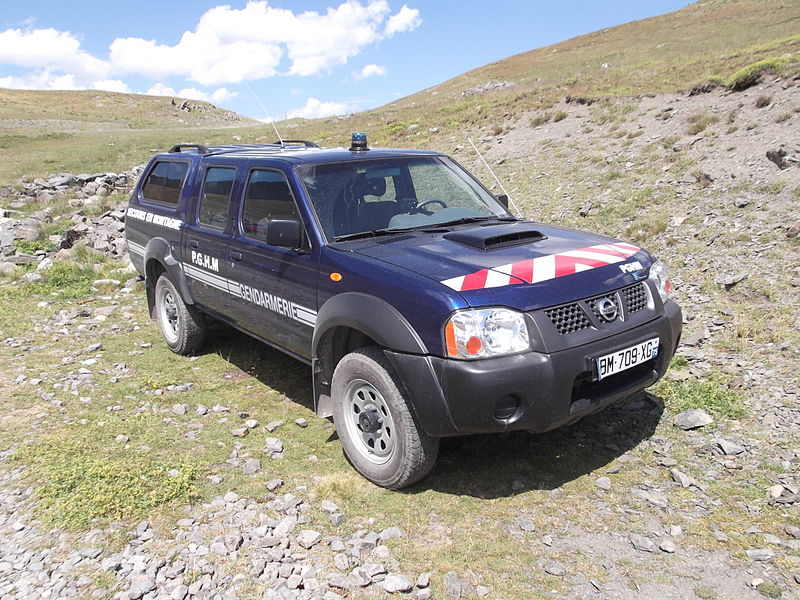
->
[350,132,369,151]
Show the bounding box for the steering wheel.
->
[414,198,448,216]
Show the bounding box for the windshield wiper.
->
[437,215,519,227]
[333,227,429,242]
[333,216,520,242]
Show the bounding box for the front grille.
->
[545,282,650,335]
[623,282,647,314]
[545,303,592,335]
[587,294,620,321]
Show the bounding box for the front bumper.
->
[387,299,682,437]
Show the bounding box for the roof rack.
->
[168,144,210,154]
[273,140,319,148]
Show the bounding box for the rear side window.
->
[141,161,188,206]
[198,167,236,230]
[241,170,300,242]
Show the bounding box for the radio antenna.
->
[244,80,284,146]
[467,136,522,218]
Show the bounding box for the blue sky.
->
[0,0,693,121]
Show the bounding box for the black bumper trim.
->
[387,299,682,437]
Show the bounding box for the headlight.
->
[444,308,530,359]
[648,260,672,303]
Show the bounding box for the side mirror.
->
[266,219,302,249]
[495,193,509,209]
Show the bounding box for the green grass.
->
[756,582,782,599]
[727,56,793,90]
[14,239,55,254]
[27,261,98,298]
[16,436,199,529]
[655,376,748,419]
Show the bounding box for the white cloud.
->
[0,2,421,96]
[384,5,422,36]
[0,70,79,91]
[110,1,420,84]
[144,83,238,105]
[0,28,109,81]
[286,97,354,119]
[353,63,388,80]
[92,80,131,93]
[110,33,283,87]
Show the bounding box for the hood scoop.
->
[443,224,547,251]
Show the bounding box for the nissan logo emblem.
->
[597,297,618,322]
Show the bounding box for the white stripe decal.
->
[532,254,556,283]
[183,264,229,288]
[127,241,145,256]
[440,242,641,291]
[441,275,465,291]
[184,270,228,293]
[559,249,623,262]
[484,269,512,288]
[182,262,317,328]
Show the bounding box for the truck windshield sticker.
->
[126,207,182,230]
[182,263,316,327]
[441,242,640,292]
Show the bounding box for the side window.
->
[141,161,188,205]
[198,167,235,230]
[241,170,300,242]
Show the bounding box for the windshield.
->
[296,155,512,241]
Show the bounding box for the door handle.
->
[189,239,200,249]
[230,251,243,261]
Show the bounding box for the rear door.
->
[181,164,239,316]
[227,167,319,359]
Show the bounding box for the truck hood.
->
[345,221,652,311]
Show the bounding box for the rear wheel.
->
[154,275,205,355]
[332,347,438,488]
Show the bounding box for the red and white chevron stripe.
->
[441,242,640,292]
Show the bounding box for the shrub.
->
[14,239,55,254]
[530,113,552,127]
[28,261,96,298]
[755,95,772,108]
[553,110,568,122]
[687,112,719,135]
[726,57,789,91]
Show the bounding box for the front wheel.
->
[332,347,439,489]
[154,275,206,355]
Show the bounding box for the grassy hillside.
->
[0,0,798,182]
[0,88,253,128]
[0,89,262,182]
[288,0,800,148]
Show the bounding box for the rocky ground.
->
[0,77,799,599]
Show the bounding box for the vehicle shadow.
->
[409,393,665,499]
[201,323,665,498]
[201,322,315,412]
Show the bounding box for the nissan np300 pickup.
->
[125,135,682,488]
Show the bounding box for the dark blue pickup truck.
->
[125,135,682,488]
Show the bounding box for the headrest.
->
[361,176,386,197]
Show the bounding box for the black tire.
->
[331,347,439,489]
[154,275,206,355]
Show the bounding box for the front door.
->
[227,168,318,360]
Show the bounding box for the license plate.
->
[595,337,659,381]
